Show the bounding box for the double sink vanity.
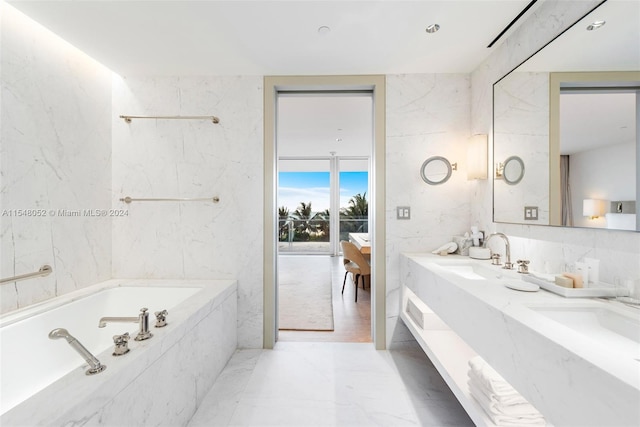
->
[400,253,640,426]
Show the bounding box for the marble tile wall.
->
[493,71,549,225]
[470,0,640,289]
[111,75,263,348]
[0,4,113,314]
[385,74,472,347]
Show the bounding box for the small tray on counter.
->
[523,275,629,298]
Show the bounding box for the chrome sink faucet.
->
[98,307,153,341]
[483,233,513,270]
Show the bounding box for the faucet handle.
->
[517,259,530,274]
[112,332,130,356]
[155,310,168,328]
[491,254,502,266]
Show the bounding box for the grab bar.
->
[0,265,52,284]
[119,115,220,124]
[119,196,220,204]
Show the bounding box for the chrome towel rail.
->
[119,115,220,124]
[1,265,52,285]
[120,196,220,204]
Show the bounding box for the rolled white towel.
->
[468,380,544,418]
[468,369,526,405]
[468,356,518,396]
[431,241,458,254]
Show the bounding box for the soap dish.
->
[504,282,539,292]
[469,247,491,260]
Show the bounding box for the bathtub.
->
[0,279,237,426]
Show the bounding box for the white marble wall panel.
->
[386,74,472,347]
[0,4,112,314]
[493,72,549,224]
[470,0,639,286]
[111,75,263,348]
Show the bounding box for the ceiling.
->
[7,0,538,76]
[560,91,637,155]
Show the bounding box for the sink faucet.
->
[483,233,513,270]
[98,307,153,341]
[49,328,106,375]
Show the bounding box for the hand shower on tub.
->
[48,328,106,375]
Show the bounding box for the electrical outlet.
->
[397,206,411,220]
[524,206,538,220]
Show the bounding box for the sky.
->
[278,171,368,213]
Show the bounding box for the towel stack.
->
[467,356,546,426]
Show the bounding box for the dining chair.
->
[340,240,371,302]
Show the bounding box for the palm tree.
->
[278,206,290,241]
[312,208,331,241]
[292,202,314,241]
[340,192,368,238]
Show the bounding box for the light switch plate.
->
[524,206,538,220]
[397,206,411,220]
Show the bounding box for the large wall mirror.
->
[493,0,640,232]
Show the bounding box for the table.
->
[348,233,370,255]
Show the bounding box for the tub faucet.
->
[483,233,513,270]
[48,328,106,375]
[98,307,153,341]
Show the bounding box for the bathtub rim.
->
[0,279,224,327]
[1,278,237,422]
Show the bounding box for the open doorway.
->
[276,93,372,341]
[263,75,386,349]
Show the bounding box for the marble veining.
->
[188,342,473,426]
[1,279,237,426]
[402,253,640,426]
[470,0,640,290]
[0,4,113,314]
[111,75,263,348]
[385,74,472,347]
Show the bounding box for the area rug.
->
[278,255,334,331]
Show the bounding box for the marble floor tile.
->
[188,342,472,426]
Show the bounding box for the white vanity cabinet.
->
[400,253,640,427]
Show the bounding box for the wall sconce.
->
[583,199,607,219]
[467,134,488,180]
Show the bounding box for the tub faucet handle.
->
[155,310,168,328]
[112,332,130,356]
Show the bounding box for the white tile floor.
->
[188,342,473,426]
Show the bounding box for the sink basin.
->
[433,263,488,280]
[438,265,487,280]
[527,302,640,357]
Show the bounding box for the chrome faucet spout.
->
[97,308,153,341]
[484,232,513,270]
[48,328,106,375]
[98,316,138,328]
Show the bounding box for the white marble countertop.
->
[401,252,640,426]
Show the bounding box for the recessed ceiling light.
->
[318,26,331,36]
[425,24,440,34]
[586,20,606,31]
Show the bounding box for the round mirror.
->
[420,156,455,185]
[503,156,525,185]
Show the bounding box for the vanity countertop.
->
[401,252,640,426]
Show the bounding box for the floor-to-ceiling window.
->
[277,157,369,255]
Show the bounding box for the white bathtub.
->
[0,279,237,426]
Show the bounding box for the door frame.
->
[263,75,386,349]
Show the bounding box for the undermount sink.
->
[436,265,487,280]
[526,302,640,358]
